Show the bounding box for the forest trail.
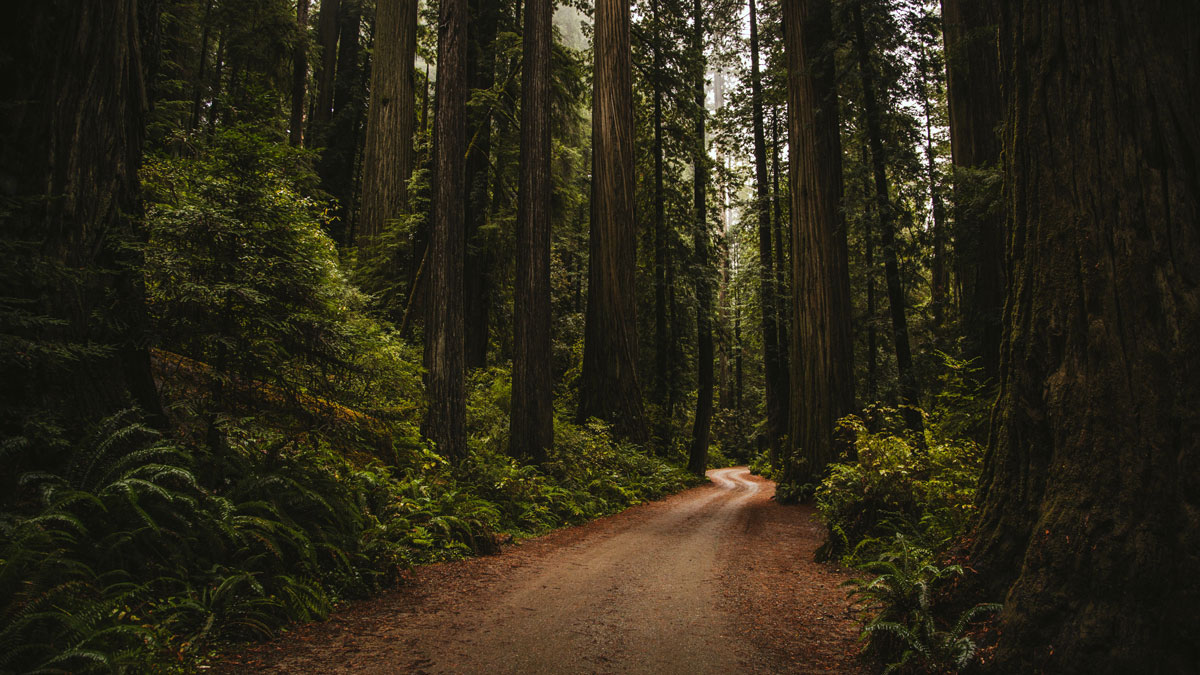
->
[214,468,865,674]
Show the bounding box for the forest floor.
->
[211,467,866,674]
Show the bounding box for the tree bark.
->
[687,0,712,476]
[510,0,553,464]
[969,2,1200,671]
[918,46,948,330]
[852,2,924,437]
[312,0,342,132]
[578,0,648,444]
[770,108,790,420]
[0,0,164,431]
[425,0,468,460]
[464,0,500,370]
[749,0,785,464]
[941,0,1003,381]
[651,0,671,454]
[358,0,417,245]
[781,0,854,489]
[289,0,310,146]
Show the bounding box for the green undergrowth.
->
[0,128,699,673]
[813,356,999,673]
[0,401,698,673]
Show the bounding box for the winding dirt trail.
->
[215,468,865,673]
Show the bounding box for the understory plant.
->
[814,356,998,672]
[847,535,1001,673]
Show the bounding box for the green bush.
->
[847,535,1000,673]
[814,412,982,566]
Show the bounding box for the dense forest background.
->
[1,0,1196,673]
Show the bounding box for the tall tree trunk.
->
[687,0,712,476]
[0,1,164,435]
[358,0,417,245]
[464,0,499,369]
[941,0,1003,381]
[781,0,854,490]
[206,34,224,134]
[425,0,468,460]
[312,0,342,132]
[749,0,785,464]
[510,0,553,464]
[861,145,879,404]
[651,0,670,443]
[289,0,310,145]
[770,108,790,417]
[852,2,923,437]
[314,0,365,247]
[918,46,948,330]
[189,0,214,130]
[577,0,647,444]
[970,2,1200,670]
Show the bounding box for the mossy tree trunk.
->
[971,2,1200,670]
[0,0,165,438]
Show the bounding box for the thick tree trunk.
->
[425,0,468,460]
[852,3,923,437]
[0,1,164,432]
[941,0,1003,381]
[969,3,1200,671]
[358,0,417,246]
[464,0,499,370]
[781,0,854,489]
[687,0,712,477]
[577,0,648,444]
[749,0,785,464]
[510,0,553,464]
[289,0,310,146]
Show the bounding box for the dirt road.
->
[215,468,865,674]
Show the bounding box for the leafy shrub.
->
[847,535,1000,673]
[815,412,982,566]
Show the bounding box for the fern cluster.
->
[847,535,1000,673]
[811,356,999,672]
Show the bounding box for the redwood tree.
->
[941,0,1003,381]
[781,0,854,489]
[358,0,417,246]
[510,0,553,463]
[748,0,785,464]
[970,2,1200,670]
[578,0,648,443]
[0,0,164,439]
[687,0,712,476]
[851,1,923,436]
[425,0,468,460]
